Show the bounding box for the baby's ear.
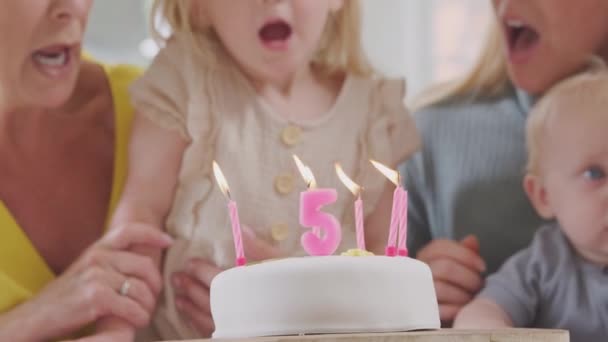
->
[523,174,555,219]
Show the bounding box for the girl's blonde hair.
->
[526,58,608,174]
[150,0,374,77]
[412,15,510,111]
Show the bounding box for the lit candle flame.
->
[213,161,232,199]
[335,163,361,197]
[370,160,400,186]
[293,155,317,189]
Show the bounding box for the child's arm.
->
[456,232,548,330]
[454,297,514,328]
[95,112,188,339]
[109,112,187,258]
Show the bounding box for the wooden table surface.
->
[165,329,569,342]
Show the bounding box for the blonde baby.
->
[455,67,608,342]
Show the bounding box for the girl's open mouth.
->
[259,19,292,50]
[504,19,540,63]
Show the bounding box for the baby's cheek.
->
[558,213,593,244]
[560,218,601,252]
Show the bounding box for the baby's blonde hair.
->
[149,0,374,78]
[526,58,608,174]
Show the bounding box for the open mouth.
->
[259,19,292,49]
[31,44,79,78]
[504,19,540,59]
[33,46,72,67]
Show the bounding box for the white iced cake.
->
[210,254,440,338]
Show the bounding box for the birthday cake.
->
[210,158,440,338]
[210,252,440,338]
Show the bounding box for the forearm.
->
[454,298,513,329]
[0,300,57,341]
[109,112,186,264]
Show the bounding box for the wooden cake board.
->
[163,329,569,342]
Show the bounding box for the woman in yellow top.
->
[0,1,173,341]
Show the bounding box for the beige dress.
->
[130,34,421,339]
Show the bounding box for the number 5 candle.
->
[293,155,342,256]
[213,161,247,266]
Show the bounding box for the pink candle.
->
[335,163,366,250]
[213,161,247,267]
[386,186,401,256]
[370,160,406,257]
[228,201,247,266]
[397,188,408,257]
[299,189,342,256]
[354,196,365,250]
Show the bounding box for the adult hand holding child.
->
[0,224,172,342]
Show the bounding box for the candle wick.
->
[226,188,233,201]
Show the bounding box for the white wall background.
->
[84,0,491,100]
[362,0,432,97]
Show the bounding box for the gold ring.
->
[119,279,131,296]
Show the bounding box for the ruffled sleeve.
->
[129,36,191,140]
[368,78,421,167]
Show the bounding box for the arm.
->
[109,111,188,259]
[95,112,188,338]
[0,300,50,341]
[454,297,513,329]
[455,239,543,330]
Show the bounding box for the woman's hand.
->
[417,235,486,325]
[0,223,172,342]
[171,227,284,337]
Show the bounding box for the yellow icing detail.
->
[245,258,284,266]
[341,249,374,257]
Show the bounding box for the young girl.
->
[112,0,420,339]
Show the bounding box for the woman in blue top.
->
[401,0,608,325]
